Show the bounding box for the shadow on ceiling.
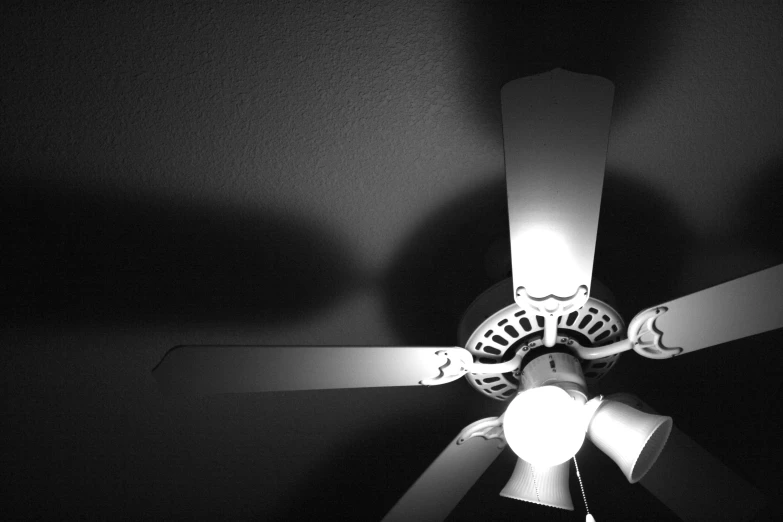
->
[381,179,509,346]
[0,172,358,327]
[592,171,696,315]
[731,154,783,261]
[455,0,675,125]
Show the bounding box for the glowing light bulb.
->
[515,227,575,298]
[503,385,586,468]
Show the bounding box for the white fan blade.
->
[382,418,506,522]
[629,263,783,359]
[501,68,614,346]
[152,346,472,395]
[609,394,765,521]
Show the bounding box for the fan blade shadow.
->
[1,174,358,326]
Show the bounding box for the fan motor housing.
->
[457,277,625,401]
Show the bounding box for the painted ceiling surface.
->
[3,1,783,520]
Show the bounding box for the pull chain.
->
[531,465,541,503]
[573,456,595,522]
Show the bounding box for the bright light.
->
[515,227,574,298]
[503,386,586,468]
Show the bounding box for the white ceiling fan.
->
[152,68,783,521]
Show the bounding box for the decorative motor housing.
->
[457,277,625,401]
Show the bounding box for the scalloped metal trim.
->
[515,285,589,315]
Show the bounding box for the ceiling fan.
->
[152,68,783,521]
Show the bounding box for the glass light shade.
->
[587,399,672,483]
[503,385,586,468]
[500,458,574,510]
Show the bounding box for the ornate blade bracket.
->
[627,306,683,359]
[419,349,474,386]
[457,416,507,449]
[419,350,527,386]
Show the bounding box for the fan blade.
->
[608,393,766,521]
[382,418,506,522]
[501,68,614,346]
[153,346,472,395]
[629,263,783,359]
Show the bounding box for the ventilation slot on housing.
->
[578,315,593,329]
[594,330,611,342]
[588,321,604,334]
[519,317,532,331]
[492,335,509,346]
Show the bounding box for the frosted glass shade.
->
[588,400,673,483]
[500,458,574,510]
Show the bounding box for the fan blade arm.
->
[381,417,506,522]
[501,68,614,346]
[627,263,783,359]
[567,337,634,360]
[152,345,478,395]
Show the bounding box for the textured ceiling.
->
[3,1,783,520]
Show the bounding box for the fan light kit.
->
[502,385,587,468]
[153,68,783,521]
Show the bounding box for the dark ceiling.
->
[3,1,783,520]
